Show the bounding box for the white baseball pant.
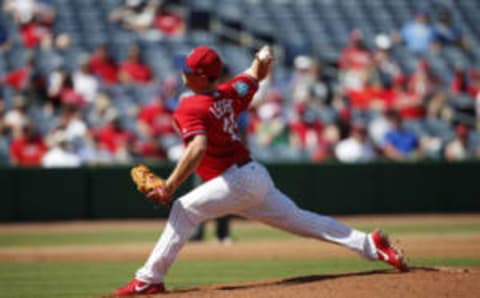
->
[136,161,378,283]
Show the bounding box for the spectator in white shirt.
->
[73,59,99,103]
[335,123,376,163]
[42,131,81,168]
[56,105,87,142]
[3,95,29,137]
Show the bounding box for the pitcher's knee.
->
[171,199,201,226]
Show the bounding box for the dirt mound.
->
[137,267,479,298]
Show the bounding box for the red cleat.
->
[113,278,165,296]
[371,229,409,272]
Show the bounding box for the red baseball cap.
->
[175,46,223,79]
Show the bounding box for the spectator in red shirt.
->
[89,44,118,85]
[347,81,384,112]
[135,135,166,160]
[290,104,323,146]
[408,59,438,99]
[3,0,55,48]
[137,96,175,138]
[154,4,186,37]
[391,79,425,121]
[338,29,373,93]
[469,69,480,99]
[10,124,47,166]
[289,103,334,161]
[408,59,446,120]
[338,29,372,71]
[19,20,48,48]
[451,66,480,98]
[97,118,134,155]
[119,44,152,84]
[3,56,35,91]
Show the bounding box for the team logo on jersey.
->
[233,81,249,97]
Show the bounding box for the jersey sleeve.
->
[221,74,259,111]
[173,100,208,142]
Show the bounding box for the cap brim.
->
[174,55,192,74]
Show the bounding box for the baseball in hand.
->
[257,46,273,62]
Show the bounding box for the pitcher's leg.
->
[136,200,196,283]
[240,187,376,259]
[136,170,261,284]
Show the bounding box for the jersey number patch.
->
[210,99,241,142]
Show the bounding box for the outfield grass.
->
[1,257,479,298]
[1,222,480,247]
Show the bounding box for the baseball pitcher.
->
[114,45,408,296]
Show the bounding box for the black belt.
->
[236,157,252,168]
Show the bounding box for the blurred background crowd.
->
[1,0,480,167]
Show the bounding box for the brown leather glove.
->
[130,164,166,198]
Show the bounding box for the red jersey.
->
[97,125,133,153]
[173,74,258,181]
[4,67,31,91]
[338,46,372,70]
[138,102,175,136]
[119,60,152,83]
[89,55,118,84]
[10,137,47,166]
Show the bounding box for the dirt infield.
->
[148,267,480,298]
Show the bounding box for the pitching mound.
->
[126,267,479,298]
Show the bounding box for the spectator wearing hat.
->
[373,34,404,89]
[291,56,317,102]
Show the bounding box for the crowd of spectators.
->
[0,1,479,167]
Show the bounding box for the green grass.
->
[0,230,161,247]
[1,257,479,298]
[1,219,480,298]
[1,222,480,247]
